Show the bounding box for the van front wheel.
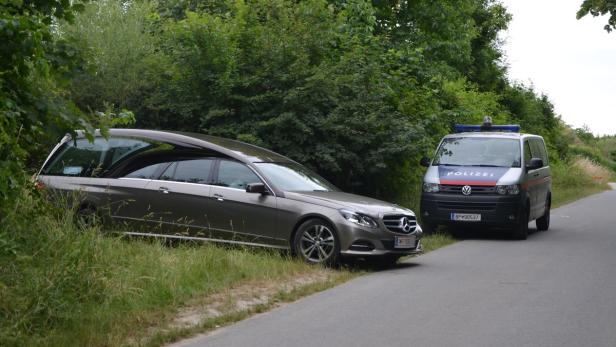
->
[512,209,529,240]
[536,197,551,231]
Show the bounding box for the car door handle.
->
[158,187,170,194]
[213,193,224,202]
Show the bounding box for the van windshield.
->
[433,137,521,168]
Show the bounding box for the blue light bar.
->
[454,124,520,133]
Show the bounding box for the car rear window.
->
[42,137,152,177]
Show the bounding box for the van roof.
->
[443,132,543,140]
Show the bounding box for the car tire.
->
[512,208,529,240]
[536,196,551,231]
[75,205,100,229]
[293,219,340,266]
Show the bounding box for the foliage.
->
[577,0,616,32]
[59,0,537,202]
[0,0,92,207]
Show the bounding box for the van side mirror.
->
[526,158,543,171]
[420,157,431,168]
[246,182,267,194]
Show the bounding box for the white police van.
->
[419,117,551,239]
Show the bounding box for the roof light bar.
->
[454,119,520,133]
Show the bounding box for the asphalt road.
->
[174,190,616,347]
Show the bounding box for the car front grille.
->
[440,185,496,195]
[437,201,496,211]
[382,214,417,234]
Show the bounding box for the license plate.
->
[451,213,481,222]
[394,235,416,249]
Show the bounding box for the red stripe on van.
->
[439,180,497,186]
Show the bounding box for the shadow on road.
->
[340,257,421,272]
[447,224,544,241]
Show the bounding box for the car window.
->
[530,138,548,166]
[44,138,109,177]
[215,160,261,190]
[43,137,157,177]
[524,141,532,165]
[159,159,214,184]
[124,163,166,179]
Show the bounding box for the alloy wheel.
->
[299,224,336,263]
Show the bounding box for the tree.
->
[577,0,616,32]
[0,0,91,208]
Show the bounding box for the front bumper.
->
[334,218,423,257]
[420,192,525,227]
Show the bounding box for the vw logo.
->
[399,217,413,233]
[462,185,472,196]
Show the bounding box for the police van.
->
[419,117,551,239]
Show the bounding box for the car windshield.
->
[255,162,338,192]
[433,137,521,168]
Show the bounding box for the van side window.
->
[524,141,532,165]
[530,139,548,166]
[215,160,261,190]
[531,139,548,166]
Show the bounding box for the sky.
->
[501,0,616,136]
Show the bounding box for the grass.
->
[420,233,457,253]
[551,158,612,208]
[4,155,605,347]
[0,189,455,347]
[0,190,345,347]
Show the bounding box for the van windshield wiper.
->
[465,164,505,167]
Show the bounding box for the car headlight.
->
[339,209,378,228]
[423,183,440,193]
[496,184,520,195]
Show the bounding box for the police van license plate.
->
[451,213,481,222]
[394,236,416,249]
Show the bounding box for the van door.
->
[529,138,551,219]
[523,140,539,219]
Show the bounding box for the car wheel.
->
[76,205,100,229]
[512,208,529,240]
[536,197,551,231]
[293,219,340,266]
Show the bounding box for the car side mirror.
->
[526,158,543,171]
[420,156,431,168]
[246,182,267,194]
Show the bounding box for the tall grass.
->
[551,158,610,207]
[0,189,321,347]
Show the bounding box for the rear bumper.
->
[420,192,525,227]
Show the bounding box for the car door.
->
[530,138,551,218]
[523,139,539,218]
[142,158,219,238]
[208,159,283,247]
